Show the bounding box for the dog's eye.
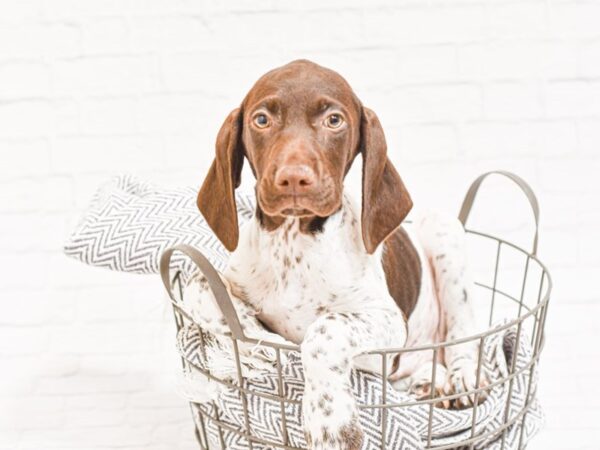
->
[253,113,270,128]
[325,114,344,129]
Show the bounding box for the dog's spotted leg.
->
[416,212,490,409]
[301,308,406,450]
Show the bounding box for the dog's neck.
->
[225,193,386,343]
[226,191,380,294]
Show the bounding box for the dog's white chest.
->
[225,198,390,344]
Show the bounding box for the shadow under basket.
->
[160,171,552,450]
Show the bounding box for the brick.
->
[388,123,458,163]
[0,23,80,60]
[135,93,225,134]
[394,45,458,83]
[577,191,600,225]
[541,41,580,79]
[539,230,578,267]
[541,192,580,228]
[161,52,223,92]
[399,160,478,215]
[458,41,579,81]
[484,82,543,119]
[44,0,131,19]
[151,422,195,443]
[52,136,164,173]
[130,16,212,53]
[163,133,214,172]
[464,125,572,167]
[580,40,600,77]
[0,139,50,178]
[385,84,482,123]
[486,2,547,39]
[297,11,375,51]
[548,2,600,39]
[18,425,154,447]
[0,356,37,396]
[36,374,151,395]
[0,250,52,289]
[70,172,116,209]
[49,322,162,355]
[53,56,160,96]
[578,228,600,265]
[1,399,65,431]
[578,118,600,155]
[74,283,165,323]
[462,121,528,158]
[363,5,485,45]
[0,176,72,213]
[0,62,51,99]
[546,80,600,117]
[0,288,74,325]
[127,407,189,426]
[0,326,49,355]
[0,101,53,138]
[53,99,81,135]
[526,120,578,156]
[129,391,185,408]
[65,393,127,410]
[66,408,127,427]
[204,11,360,53]
[538,157,600,193]
[38,353,80,377]
[128,17,167,53]
[47,252,143,289]
[82,17,129,55]
[162,52,274,98]
[80,97,137,134]
[0,0,44,24]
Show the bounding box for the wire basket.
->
[160,171,552,450]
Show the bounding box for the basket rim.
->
[169,226,552,355]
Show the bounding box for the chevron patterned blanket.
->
[64,174,543,450]
[178,323,542,450]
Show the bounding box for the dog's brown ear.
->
[360,107,413,254]
[197,108,244,251]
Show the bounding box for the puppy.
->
[196,60,487,450]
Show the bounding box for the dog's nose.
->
[274,165,317,194]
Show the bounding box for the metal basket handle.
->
[160,244,247,341]
[458,170,540,256]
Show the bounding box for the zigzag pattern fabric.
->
[65,174,543,449]
[64,174,254,277]
[179,323,542,450]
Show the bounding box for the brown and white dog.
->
[195,60,488,450]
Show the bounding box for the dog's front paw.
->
[444,359,490,409]
[302,383,364,450]
[408,363,451,409]
[305,414,363,450]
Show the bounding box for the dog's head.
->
[198,60,412,253]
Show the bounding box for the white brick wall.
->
[1,1,598,448]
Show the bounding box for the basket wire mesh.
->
[161,171,552,450]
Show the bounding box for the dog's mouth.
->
[258,189,341,219]
[261,195,325,218]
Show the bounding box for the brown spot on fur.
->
[339,419,363,450]
[382,226,422,319]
